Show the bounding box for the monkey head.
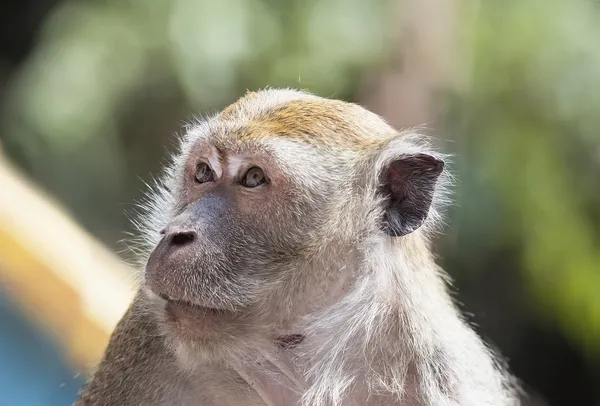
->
[138,89,446,362]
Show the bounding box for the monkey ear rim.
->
[378,152,445,237]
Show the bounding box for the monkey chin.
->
[144,289,260,364]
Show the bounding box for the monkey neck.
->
[232,338,310,406]
[232,235,455,404]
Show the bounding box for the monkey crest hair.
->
[127,88,520,406]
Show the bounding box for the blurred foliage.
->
[451,0,600,356]
[1,0,600,403]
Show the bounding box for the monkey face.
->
[140,89,445,359]
[143,140,335,345]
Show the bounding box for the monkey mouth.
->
[158,293,220,312]
[158,293,200,307]
[157,292,236,325]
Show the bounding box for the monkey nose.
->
[166,230,197,247]
[146,229,197,273]
[145,229,198,295]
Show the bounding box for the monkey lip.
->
[158,293,236,325]
[158,293,225,313]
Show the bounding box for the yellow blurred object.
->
[0,152,136,371]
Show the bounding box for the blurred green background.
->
[1,0,600,405]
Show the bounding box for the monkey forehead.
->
[185,88,394,152]
[182,88,317,148]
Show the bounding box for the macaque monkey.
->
[76,89,520,405]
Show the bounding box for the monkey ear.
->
[379,153,444,237]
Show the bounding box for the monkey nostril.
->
[168,231,196,247]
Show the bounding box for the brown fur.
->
[219,92,389,151]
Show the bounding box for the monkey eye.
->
[241,166,266,188]
[195,162,214,184]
